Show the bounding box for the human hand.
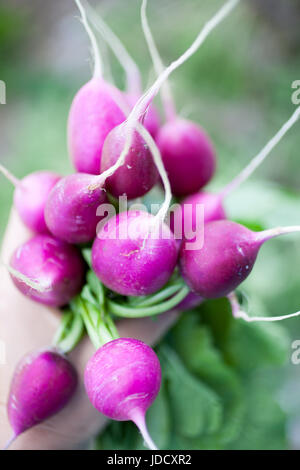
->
[0,209,178,450]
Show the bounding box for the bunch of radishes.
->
[2,0,300,450]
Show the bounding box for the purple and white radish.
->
[84,338,161,450]
[5,349,77,449]
[101,123,159,199]
[180,219,300,300]
[92,210,178,296]
[9,234,85,307]
[68,0,126,174]
[156,118,216,197]
[44,172,108,244]
[0,165,61,233]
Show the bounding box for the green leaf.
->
[172,312,244,445]
[229,373,287,450]
[226,318,290,371]
[159,345,223,439]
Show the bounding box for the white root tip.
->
[130,410,158,451]
[221,105,300,198]
[86,1,141,94]
[141,0,176,121]
[2,434,17,451]
[228,292,300,323]
[75,0,102,78]
[0,163,20,187]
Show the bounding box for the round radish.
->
[10,234,85,307]
[180,220,300,299]
[92,210,178,296]
[84,338,161,449]
[68,78,125,174]
[7,349,77,441]
[45,173,108,244]
[170,191,225,240]
[68,1,126,175]
[101,123,158,199]
[156,118,216,197]
[0,165,61,234]
[14,171,61,233]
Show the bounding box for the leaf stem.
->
[107,285,189,318]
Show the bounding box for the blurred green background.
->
[1,0,300,450]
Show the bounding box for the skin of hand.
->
[0,209,179,450]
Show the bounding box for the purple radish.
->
[180,219,300,299]
[68,1,126,175]
[170,104,300,239]
[45,173,108,244]
[101,122,159,199]
[92,210,179,296]
[156,118,216,197]
[68,79,125,174]
[5,349,77,448]
[170,191,226,239]
[141,0,216,197]
[0,165,61,234]
[10,234,85,307]
[84,338,161,450]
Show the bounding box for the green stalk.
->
[107,285,189,318]
[130,283,184,308]
[53,310,84,354]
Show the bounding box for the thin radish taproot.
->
[85,1,160,137]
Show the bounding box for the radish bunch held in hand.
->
[3,0,300,451]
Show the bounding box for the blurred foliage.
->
[96,303,289,450]
[1,0,300,449]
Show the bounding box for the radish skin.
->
[84,338,161,450]
[92,210,179,296]
[7,349,77,443]
[180,220,300,299]
[45,173,108,244]
[0,166,61,234]
[68,1,126,174]
[10,234,86,307]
